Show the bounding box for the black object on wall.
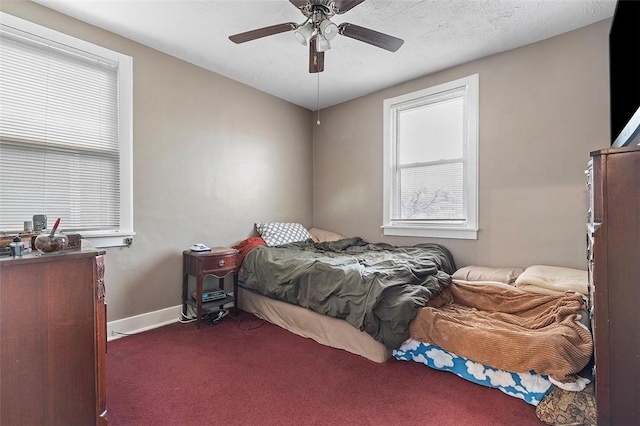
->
[609,0,640,147]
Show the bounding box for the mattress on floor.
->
[393,339,554,406]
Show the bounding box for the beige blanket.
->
[409,283,593,386]
[514,265,588,296]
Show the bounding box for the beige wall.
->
[1,1,610,323]
[312,20,610,270]
[1,1,314,321]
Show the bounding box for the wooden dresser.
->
[587,145,640,425]
[0,249,107,425]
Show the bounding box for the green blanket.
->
[241,237,456,348]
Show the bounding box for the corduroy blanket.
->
[409,283,593,387]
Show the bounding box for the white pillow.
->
[255,222,312,247]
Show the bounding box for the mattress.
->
[394,339,554,406]
[238,287,392,363]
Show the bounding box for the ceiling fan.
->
[228,0,404,73]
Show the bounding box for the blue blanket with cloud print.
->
[393,339,554,406]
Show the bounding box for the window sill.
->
[82,231,135,248]
[381,224,478,240]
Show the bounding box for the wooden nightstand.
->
[182,247,239,329]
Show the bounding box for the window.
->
[0,13,133,247]
[382,74,478,239]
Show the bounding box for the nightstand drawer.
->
[183,248,238,277]
[199,252,238,274]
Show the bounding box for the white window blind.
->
[383,74,478,239]
[392,90,466,221]
[0,14,132,243]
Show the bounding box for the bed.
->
[238,231,456,350]
[234,223,593,411]
[235,227,394,362]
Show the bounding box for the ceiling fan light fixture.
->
[294,22,314,46]
[319,19,338,40]
[316,34,331,52]
[228,0,405,74]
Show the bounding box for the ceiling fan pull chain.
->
[316,71,321,125]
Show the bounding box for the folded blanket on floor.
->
[409,283,593,387]
[514,265,588,296]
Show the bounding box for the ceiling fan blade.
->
[229,23,297,44]
[289,0,310,9]
[338,23,404,52]
[334,0,367,14]
[309,38,325,73]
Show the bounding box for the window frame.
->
[382,74,479,240]
[0,12,134,248]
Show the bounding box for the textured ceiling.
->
[32,0,616,110]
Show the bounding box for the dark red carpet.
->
[107,311,543,425]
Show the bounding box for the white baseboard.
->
[107,305,182,341]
